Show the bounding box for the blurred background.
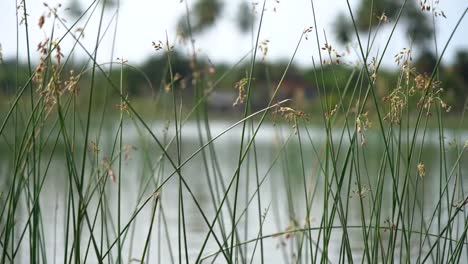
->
[1,0,467,112]
[1,2,467,262]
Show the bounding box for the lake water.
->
[2,120,467,263]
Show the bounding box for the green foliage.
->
[0,60,30,94]
[334,12,353,44]
[177,0,223,36]
[414,50,438,74]
[177,0,255,37]
[193,0,223,29]
[335,0,433,46]
[454,50,468,84]
[355,0,401,31]
[124,51,191,95]
[447,50,468,108]
[236,1,255,33]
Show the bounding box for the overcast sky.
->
[1,0,467,69]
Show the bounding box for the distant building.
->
[206,90,238,112]
[206,76,315,112]
[274,78,315,101]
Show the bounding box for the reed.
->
[0,0,467,263]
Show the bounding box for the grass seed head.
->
[116,95,130,116]
[124,144,138,161]
[64,70,80,95]
[17,1,27,25]
[274,106,308,133]
[350,183,371,198]
[90,141,100,154]
[152,40,163,51]
[383,87,406,124]
[103,157,117,183]
[417,162,425,178]
[233,77,250,106]
[452,196,468,210]
[419,0,446,18]
[258,40,269,62]
[321,42,345,65]
[303,26,313,37]
[38,15,45,28]
[53,41,64,65]
[325,104,338,120]
[356,111,371,146]
[377,12,388,23]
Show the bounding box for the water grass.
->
[0,0,467,263]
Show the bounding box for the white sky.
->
[0,0,467,69]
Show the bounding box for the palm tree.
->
[177,0,255,38]
[334,0,433,48]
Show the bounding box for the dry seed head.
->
[419,0,446,18]
[356,112,371,146]
[321,42,345,65]
[383,218,397,231]
[394,48,412,66]
[303,26,313,40]
[325,104,338,120]
[233,77,250,106]
[53,41,64,65]
[440,101,451,112]
[75,27,85,38]
[164,82,172,93]
[275,106,307,123]
[102,157,117,183]
[64,70,80,95]
[174,72,183,82]
[303,26,313,34]
[369,57,378,83]
[411,73,450,116]
[350,183,371,198]
[152,40,163,51]
[252,2,259,14]
[258,40,269,62]
[272,1,280,12]
[43,2,67,24]
[116,95,130,116]
[452,196,468,210]
[164,72,184,93]
[33,58,47,84]
[38,15,45,29]
[40,65,64,110]
[321,43,331,52]
[37,38,49,55]
[414,73,433,91]
[90,141,100,154]
[284,219,300,240]
[123,144,138,161]
[377,12,388,23]
[162,38,175,52]
[17,1,27,25]
[417,162,425,178]
[383,87,407,124]
[117,57,128,64]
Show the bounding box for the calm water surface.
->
[3,120,467,263]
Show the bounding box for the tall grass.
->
[1,0,467,263]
